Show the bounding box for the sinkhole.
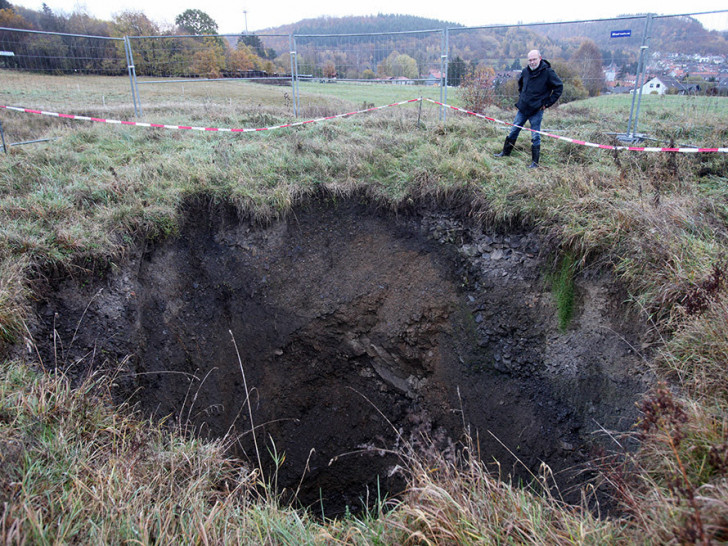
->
[33,196,649,517]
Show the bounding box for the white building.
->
[638,76,685,95]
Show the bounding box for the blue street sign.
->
[611,30,632,38]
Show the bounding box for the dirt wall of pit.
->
[29,195,651,515]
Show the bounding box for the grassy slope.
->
[1,78,728,543]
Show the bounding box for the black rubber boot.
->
[494,137,515,157]
[528,145,540,168]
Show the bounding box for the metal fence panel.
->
[124,30,447,118]
[1,11,727,128]
[126,33,294,114]
[0,27,128,111]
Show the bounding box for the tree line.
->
[0,4,281,77]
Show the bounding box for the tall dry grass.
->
[1,356,637,544]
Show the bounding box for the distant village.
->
[391,53,728,96]
[606,53,728,95]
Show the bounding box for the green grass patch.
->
[549,254,577,332]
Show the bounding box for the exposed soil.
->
[29,195,651,517]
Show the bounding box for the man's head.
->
[527,50,542,70]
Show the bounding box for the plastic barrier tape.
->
[425,98,728,153]
[0,99,421,133]
[2,99,726,153]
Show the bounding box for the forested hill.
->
[262,13,727,57]
[540,15,728,56]
[260,14,463,36]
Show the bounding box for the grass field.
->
[1,72,728,543]
[1,71,448,118]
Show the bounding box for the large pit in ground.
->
[32,196,650,516]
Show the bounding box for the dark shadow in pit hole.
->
[31,196,649,518]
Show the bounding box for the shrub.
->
[459,65,496,114]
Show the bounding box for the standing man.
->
[495,50,563,168]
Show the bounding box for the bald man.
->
[495,49,563,168]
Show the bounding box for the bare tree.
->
[570,39,604,97]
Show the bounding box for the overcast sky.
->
[8,0,728,34]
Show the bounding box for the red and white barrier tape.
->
[2,98,726,153]
[425,99,728,153]
[0,99,421,133]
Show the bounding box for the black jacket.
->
[516,59,563,117]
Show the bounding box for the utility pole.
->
[243,9,248,34]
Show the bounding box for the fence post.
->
[0,119,7,155]
[440,28,449,123]
[625,13,653,140]
[630,13,653,139]
[124,36,142,117]
[289,34,299,118]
